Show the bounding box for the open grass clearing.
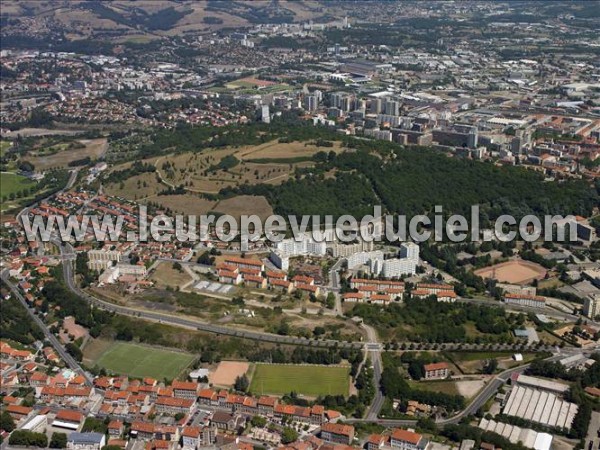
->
[408,379,461,396]
[28,138,108,170]
[1,172,35,198]
[92,341,195,379]
[212,195,274,221]
[249,363,350,397]
[149,262,193,289]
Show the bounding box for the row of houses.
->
[92,376,339,426]
[343,280,457,305]
[196,388,332,425]
[217,259,321,296]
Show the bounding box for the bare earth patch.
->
[473,259,546,285]
[210,361,250,387]
[455,379,485,398]
[149,194,217,215]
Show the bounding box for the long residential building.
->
[503,293,546,308]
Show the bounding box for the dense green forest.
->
[106,117,598,225]
[380,353,465,412]
[231,147,598,221]
[348,297,526,343]
[0,296,44,345]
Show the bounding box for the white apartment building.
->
[390,429,427,450]
[382,258,417,278]
[88,249,122,262]
[503,293,546,308]
[67,433,105,450]
[400,242,419,262]
[87,249,122,271]
[274,234,327,257]
[330,240,374,258]
[584,295,600,319]
[87,260,113,271]
[348,244,419,278]
[347,250,384,270]
[116,263,147,278]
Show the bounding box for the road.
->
[0,270,93,386]
[363,323,385,421]
[348,352,566,427]
[56,241,364,350]
[42,244,565,356]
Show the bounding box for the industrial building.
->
[501,385,578,430]
[478,418,552,450]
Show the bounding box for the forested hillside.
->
[228,146,599,221]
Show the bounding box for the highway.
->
[0,270,93,386]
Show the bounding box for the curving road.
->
[56,241,364,350]
[0,270,93,386]
[348,352,566,427]
[9,166,580,429]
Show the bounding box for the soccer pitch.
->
[249,364,350,397]
[94,342,195,379]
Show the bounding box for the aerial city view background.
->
[0,2,599,450]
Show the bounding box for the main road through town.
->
[0,269,93,386]
[50,238,567,422]
[55,240,364,350]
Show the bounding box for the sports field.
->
[94,342,195,379]
[249,364,350,397]
[473,259,546,285]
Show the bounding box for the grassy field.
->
[0,140,12,156]
[249,364,350,397]
[149,262,193,289]
[1,172,35,198]
[29,138,108,170]
[408,380,460,396]
[93,341,195,379]
[445,351,539,374]
[212,195,274,221]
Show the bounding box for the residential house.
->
[423,362,449,380]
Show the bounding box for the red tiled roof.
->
[224,256,263,267]
[321,423,354,437]
[391,429,422,445]
[171,380,198,391]
[258,396,277,407]
[6,405,32,416]
[423,362,448,372]
[132,422,155,433]
[55,409,83,423]
[182,426,201,438]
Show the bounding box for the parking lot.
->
[194,280,235,295]
[586,411,600,450]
